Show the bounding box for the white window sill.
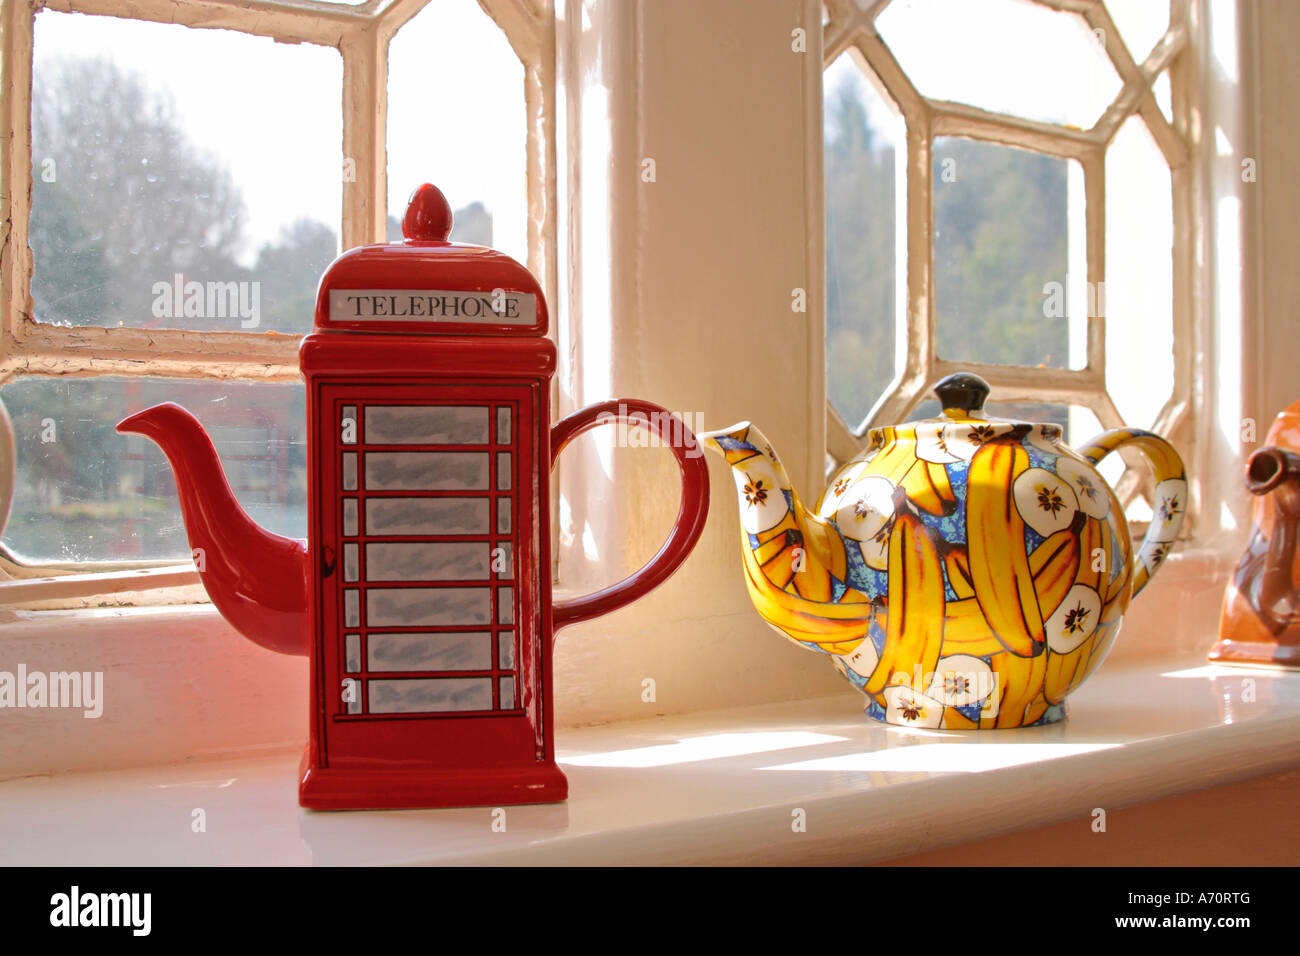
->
[1,647,1297,865]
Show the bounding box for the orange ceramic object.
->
[1211,400,1300,667]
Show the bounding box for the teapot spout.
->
[699,422,873,653]
[117,403,310,656]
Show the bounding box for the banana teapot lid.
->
[866,372,1063,452]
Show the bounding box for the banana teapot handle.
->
[1073,428,1187,599]
[549,399,710,633]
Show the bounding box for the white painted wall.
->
[549,0,843,728]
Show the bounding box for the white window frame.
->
[821,0,1202,533]
[0,0,556,605]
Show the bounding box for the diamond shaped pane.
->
[1153,71,1173,122]
[1102,0,1170,66]
[877,0,1123,128]
[824,55,904,430]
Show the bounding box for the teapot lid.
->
[866,372,1063,450]
[313,182,547,337]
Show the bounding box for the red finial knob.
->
[402,183,453,241]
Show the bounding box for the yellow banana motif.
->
[1028,525,1082,621]
[987,648,1047,728]
[1044,647,1085,705]
[865,511,946,696]
[943,706,978,729]
[740,536,873,647]
[944,546,975,600]
[873,529,1081,656]
[1023,692,1051,726]
[900,460,958,517]
[966,442,1045,657]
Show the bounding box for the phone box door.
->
[303,380,563,808]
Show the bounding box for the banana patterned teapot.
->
[702,372,1187,729]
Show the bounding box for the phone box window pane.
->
[498,586,514,625]
[342,498,359,536]
[344,590,360,627]
[496,452,512,490]
[341,407,357,445]
[366,497,488,536]
[343,678,362,714]
[368,632,492,672]
[496,407,511,444]
[364,406,488,445]
[368,678,492,714]
[342,542,359,582]
[496,499,511,534]
[498,632,515,670]
[364,542,489,582]
[341,453,358,491]
[366,587,491,627]
[364,452,488,491]
[493,543,513,578]
[344,634,361,673]
[500,677,515,710]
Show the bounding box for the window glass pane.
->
[933,138,1071,369]
[2,377,306,563]
[877,0,1121,128]
[1153,72,1172,123]
[1102,0,1170,65]
[386,0,526,262]
[1105,117,1174,431]
[30,11,341,332]
[824,54,902,431]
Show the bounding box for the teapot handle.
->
[549,399,710,633]
[1073,428,1187,599]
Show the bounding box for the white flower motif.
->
[1013,467,1080,537]
[916,427,962,464]
[925,654,996,707]
[834,474,895,571]
[1056,455,1110,520]
[730,456,790,535]
[1045,583,1102,653]
[884,684,945,728]
[818,461,868,518]
[1026,424,1065,457]
[939,422,1001,461]
[1150,477,1187,544]
[840,635,880,678]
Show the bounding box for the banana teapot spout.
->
[699,422,876,654]
[117,403,310,656]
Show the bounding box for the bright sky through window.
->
[33,2,528,265]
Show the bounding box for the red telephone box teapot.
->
[118,184,709,810]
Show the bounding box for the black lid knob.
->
[934,372,990,415]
